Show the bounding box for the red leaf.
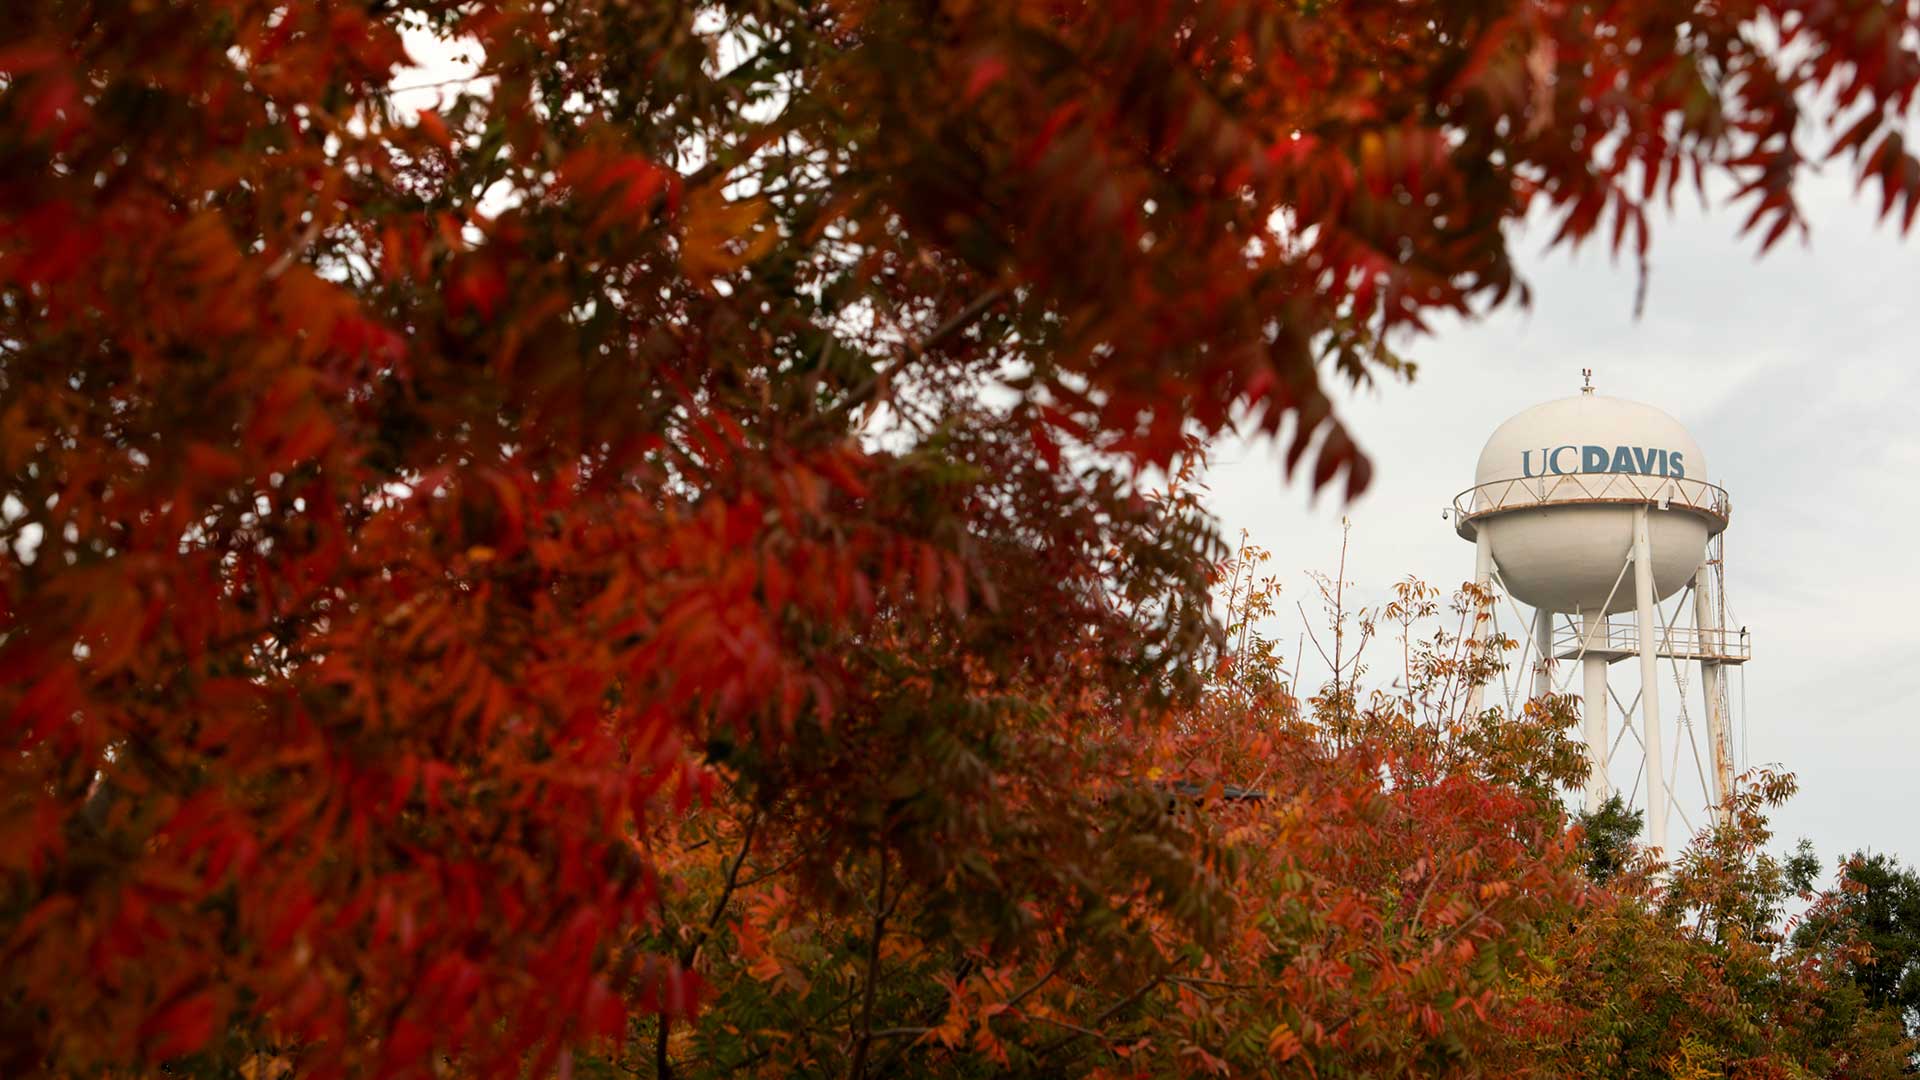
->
[415,108,452,149]
[965,53,1010,102]
[141,990,220,1061]
[183,442,244,485]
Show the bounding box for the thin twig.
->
[845,844,890,1080]
[865,955,981,1075]
[1004,951,1070,1011]
[689,810,764,960]
[735,850,807,889]
[1030,973,1164,1061]
[1028,1013,1112,1041]
[386,66,502,95]
[827,287,1007,428]
[265,216,325,280]
[655,808,763,1080]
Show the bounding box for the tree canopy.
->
[1797,851,1920,1057]
[2,0,1918,1076]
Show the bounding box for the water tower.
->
[1450,376,1750,857]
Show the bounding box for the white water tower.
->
[1452,377,1749,857]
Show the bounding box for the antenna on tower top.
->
[1581,369,1595,395]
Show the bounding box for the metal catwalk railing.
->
[1552,620,1752,663]
[1452,472,1731,538]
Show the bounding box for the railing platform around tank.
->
[1551,622,1751,664]
[1452,472,1731,540]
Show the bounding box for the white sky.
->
[1205,168,1920,874]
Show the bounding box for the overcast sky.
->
[1204,168,1920,873]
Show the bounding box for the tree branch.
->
[826,286,1007,428]
[864,955,981,1076]
[1030,973,1165,1062]
[264,215,326,281]
[653,808,763,1080]
[845,844,890,1080]
[1004,948,1072,1012]
[687,809,764,963]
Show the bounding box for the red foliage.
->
[1,0,1915,1076]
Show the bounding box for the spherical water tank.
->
[1456,395,1727,615]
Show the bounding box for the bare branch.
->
[828,287,1008,428]
[845,844,891,1080]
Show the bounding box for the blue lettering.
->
[1527,440,1689,478]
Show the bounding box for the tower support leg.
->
[1693,565,1735,827]
[1581,609,1609,814]
[1633,506,1667,859]
[1464,531,1495,717]
[1531,607,1555,703]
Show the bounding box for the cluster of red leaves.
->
[624,561,1910,1077]
[1,0,1916,1076]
